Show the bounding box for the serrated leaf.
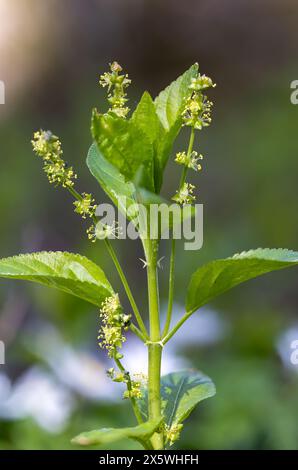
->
[91,110,155,192]
[0,251,113,306]
[187,248,298,313]
[138,370,215,427]
[155,63,198,131]
[71,419,162,447]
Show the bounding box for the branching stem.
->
[104,239,149,339]
[162,308,196,345]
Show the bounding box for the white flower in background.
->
[277,326,298,371]
[0,308,226,434]
[30,326,119,401]
[0,367,74,432]
[122,304,226,376]
[122,336,189,377]
[169,304,228,349]
[0,373,11,401]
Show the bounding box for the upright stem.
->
[144,239,163,450]
[162,238,176,337]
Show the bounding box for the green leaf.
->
[71,419,162,447]
[132,92,166,191]
[153,63,199,190]
[87,142,137,216]
[187,248,298,313]
[87,142,194,239]
[91,110,155,191]
[138,370,215,427]
[87,142,172,232]
[155,63,198,131]
[0,251,113,307]
[132,91,163,147]
[161,370,216,427]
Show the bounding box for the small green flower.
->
[189,74,216,91]
[123,381,142,399]
[165,423,183,446]
[99,61,131,118]
[43,160,77,188]
[106,368,115,379]
[182,93,213,130]
[101,293,122,317]
[172,182,196,205]
[87,221,122,242]
[31,130,62,160]
[73,193,97,219]
[175,150,203,172]
[98,294,131,358]
[32,130,77,188]
[181,70,215,130]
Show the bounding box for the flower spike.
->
[99,61,131,118]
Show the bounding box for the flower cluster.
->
[106,368,143,400]
[32,130,77,188]
[32,130,98,233]
[87,221,122,242]
[175,150,203,172]
[99,61,131,118]
[172,182,196,205]
[73,193,97,219]
[123,380,142,399]
[164,423,183,446]
[98,294,131,358]
[106,368,127,383]
[182,73,216,130]
[172,69,215,206]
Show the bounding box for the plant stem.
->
[148,342,163,449]
[104,239,149,339]
[162,126,196,340]
[162,238,176,337]
[179,126,195,188]
[144,239,164,450]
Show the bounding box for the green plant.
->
[1,62,298,450]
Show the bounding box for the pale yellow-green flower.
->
[99,61,131,118]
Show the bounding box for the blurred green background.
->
[0,0,298,450]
